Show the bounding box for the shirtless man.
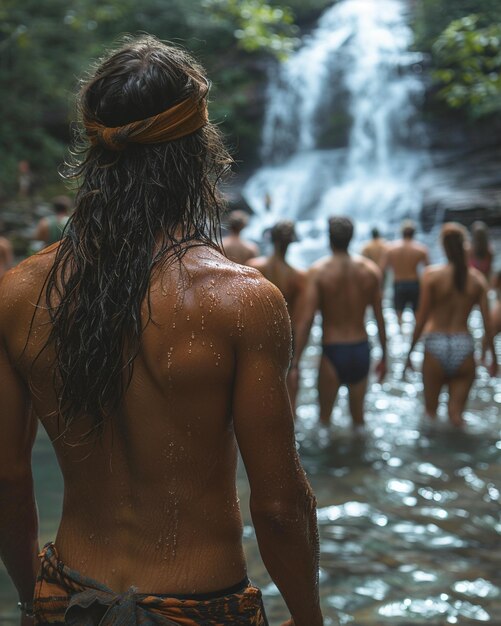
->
[222,210,259,264]
[386,220,429,326]
[0,226,13,278]
[248,220,306,411]
[292,216,387,428]
[406,223,496,426]
[361,227,388,271]
[0,37,322,626]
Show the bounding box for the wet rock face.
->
[419,111,501,231]
[420,145,501,231]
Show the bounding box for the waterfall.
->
[242,0,427,267]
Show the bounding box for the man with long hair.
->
[0,36,322,626]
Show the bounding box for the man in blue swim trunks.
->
[292,216,387,429]
[385,220,429,328]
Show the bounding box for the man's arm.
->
[232,278,323,626]
[0,277,39,615]
[405,270,432,370]
[478,276,498,376]
[290,267,319,370]
[370,270,387,382]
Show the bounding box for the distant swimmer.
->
[222,210,259,264]
[483,270,501,368]
[361,227,388,271]
[385,219,429,326]
[468,220,493,279]
[248,220,306,412]
[405,223,497,427]
[0,37,322,626]
[0,224,13,278]
[292,216,387,429]
[32,195,71,247]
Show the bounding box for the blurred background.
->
[1,1,501,624]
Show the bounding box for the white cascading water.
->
[243,0,427,267]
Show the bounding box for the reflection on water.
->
[244,302,501,625]
[0,302,500,624]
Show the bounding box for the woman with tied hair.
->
[469,220,493,279]
[0,36,322,626]
[406,223,497,427]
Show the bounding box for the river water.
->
[1,0,500,624]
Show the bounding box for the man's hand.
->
[280,620,294,626]
[375,358,387,383]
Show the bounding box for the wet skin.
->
[385,237,429,282]
[292,250,387,426]
[248,247,306,412]
[407,264,496,426]
[221,232,259,265]
[0,243,322,626]
[361,237,388,271]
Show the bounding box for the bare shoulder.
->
[189,247,288,313]
[469,266,489,292]
[0,245,58,328]
[246,255,268,270]
[422,263,442,282]
[355,253,379,272]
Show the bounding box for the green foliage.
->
[413,0,501,52]
[202,0,299,59]
[412,0,501,120]
[0,0,299,194]
[432,15,501,118]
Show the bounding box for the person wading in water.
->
[0,36,322,626]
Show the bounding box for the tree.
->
[432,15,501,118]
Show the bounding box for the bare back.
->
[387,239,428,281]
[422,264,486,333]
[248,255,305,317]
[312,253,380,343]
[0,244,300,595]
[222,233,258,265]
[361,238,387,270]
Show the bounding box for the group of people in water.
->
[223,211,499,429]
[1,35,500,626]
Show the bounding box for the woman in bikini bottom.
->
[34,543,269,626]
[322,340,371,385]
[424,333,474,378]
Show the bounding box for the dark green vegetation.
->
[414,0,501,120]
[2,0,500,196]
[0,0,332,195]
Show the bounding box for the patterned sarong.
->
[34,543,268,625]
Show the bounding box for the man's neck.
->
[331,248,349,257]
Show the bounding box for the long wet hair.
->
[441,223,468,292]
[38,36,232,434]
[471,220,490,259]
